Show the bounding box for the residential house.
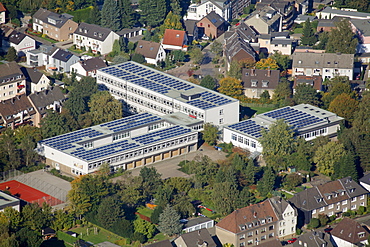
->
[197,11,227,39]
[0,62,26,101]
[70,57,107,80]
[21,67,51,94]
[331,218,369,247]
[242,68,280,98]
[255,0,296,30]
[293,75,323,93]
[289,177,368,224]
[0,94,36,129]
[174,229,217,247]
[28,87,65,127]
[117,27,143,39]
[7,31,36,56]
[26,44,57,67]
[316,7,370,20]
[144,240,173,247]
[0,2,6,24]
[350,19,370,53]
[294,14,317,24]
[258,32,293,55]
[32,8,78,41]
[183,217,214,233]
[292,52,354,80]
[223,104,344,153]
[161,29,188,51]
[359,173,370,192]
[184,19,199,43]
[49,49,80,73]
[73,23,119,55]
[292,231,335,247]
[185,0,235,21]
[0,191,20,212]
[245,6,283,34]
[258,239,283,247]
[224,22,258,43]
[216,197,297,247]
[316,16,344,32]
[134,40,166,65]
[224,25,257,70]
[312,0,333,9]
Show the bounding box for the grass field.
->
[137,206,154,218]
[251,106,277,114]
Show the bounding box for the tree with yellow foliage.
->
[255,57,279,70]
[159,11,184,38]
[218,77,244,99]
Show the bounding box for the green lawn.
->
[281,191,294,199]
[292,28,303,34]
[137,206,154,218]
[251,106,277,115]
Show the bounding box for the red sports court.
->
[0,180,63,206]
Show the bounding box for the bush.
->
[131,232,147,243]
[309,218,320,229]
[296,228,302,235]
[329,215,336,222]
[342,211,351,217]
[318,214,329,226]
[358,206,366,215]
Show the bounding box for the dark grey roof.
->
[359,173,370,186]
[74,22,114,42]
[203,11,226,29]
[339,177,369,198]
[288,186,326,211]
[52,49,76,62]
[269,197,295,220]
[271,39,292,45]
[292,231,334,247]
[117,27,142,36]
[8,31,28,45]
[78,57,107,72]
[0,62,23,82]
[184,217,213,229]
[224,22,257,42]
[144,240,173,247]
[225,32,257,63]
[21,67,44,83]
[242,68,280,90]
[33,8,74,28]
[28,87,65,115]
[184,20,198,36]
[176,229,216,247]
[331,218,370,244]
[292,52,354,69]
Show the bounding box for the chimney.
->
[251,68,255,76]
[253,211,257,218]
[267,68,271,77]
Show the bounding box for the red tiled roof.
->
[0,2,6,12]
[162,29,186,47]
[216,200,278,234]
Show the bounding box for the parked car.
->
[287,238,297,244]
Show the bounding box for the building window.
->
[244,138,249,146]
[113,132,129,141]
[247,232,252,237]
[251,79,257,87]
[220,109,224,115]
[328,204,333,209]
[351,197,357,202]
[240,242,245,247]
[342,200,347,205]
[360,195,365,200]
[320,207,325,212]
[251,141,256,148]
[351,204,357,210]
[83,142,93,148]
[219,118,223,124]
[232,134,237,141]
[238,136,243,143]
[240,234,245,240]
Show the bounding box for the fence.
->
[0,170,24,182]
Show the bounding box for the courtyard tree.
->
[157,205,182,236]
[326,19,357,54]
[201,123,218,146]
[314,141,346,176]
[218,77,244,98]
[88,91,122,125]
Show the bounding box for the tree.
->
[88,91,122,125]
[119,0,135,28]
[22,203,51,230]
[322,76,354,108]
[255,57,279,70]
[314,31,329,50]
[227,60,242,79]
[134,218,157,239]
[131,53,146,63]
[301,19,317,46]
[159,11,183,37]
[0,129,20,170]
[87,3,101,25]
[200,75,216,90]
[284,173,303,191]
[140,166,163,200]
[293,83,320,106]
[212,182,240,215]
[210,40,223,56]
[257,166,276,197]
[270,51,290,71]
[5,47,17,62]
[328,93,359,122]
[16,227,42,247]
[116,173,144,206]
[218,77,244,98]
[309,218,320,228]
[260,120,295,169]
[101,0,122,31]
[333,151,358,181]
[171,50,185,63]
[326,19,357,54]
[97,195,124,229]
[19,135,38,167]
[170,0,181,15]
[2,207,21,231]
[314,141,346,176]
[353,94,370,134]
[272,79,292,106]
[157,205,182,236]
[189,47,203,65]
[52,209,74,231]
[150,205,164,224]
[139,0,167,27]
[40,110,70,138]
[112,54,130,64]
[201,123,218,146]
[260,90,270,103]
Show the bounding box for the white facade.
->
[332,236,367,247]
[31,73,50,93]
[0,191,20,212]
[97,62,239,127]
[73,31,119,55]
[10,35,36,56]
[146,45,166,65]
[278,204,297,238]
[223,126,263,153]
[185,1,231,21]
[0,10,5,24]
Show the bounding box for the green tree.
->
[322,76,354,108]
[0,129,20,170]
[257,166,276,197]
[301,19,317,46]
[353,94,370,134]
[16,227,42,247]
[5,47,17,62]
[2,207,22,231]
[140,166,163,200]
[52,209,74,231]
[326,19,357,54]
[159,11,183,37]
[201,123,218,146]
[170,0,181,15]
[139,0,167,27]
[314,31,329,50]
[171,50,185,62]
[212,182,240,215]
[119,0,135,28]
[40,110,70,138]
[157,205,182,236]
[88,91,122,125]
[87,3,101,25]
[150,205,164,224]
[294,83,320,106]
[328,93,359,122]
[210,40,223,56]
[97,195,124,229]
[22,203,52,231]
[19,135,38,167]
[112,54,130,64]
[116,173,144,206]
[134,218,157,239]
[131,53,146,63]
[272,79,292,106]
[218,77,244,98]
[270,51,290,71]
[332,151,358,181]
[200,75,216,90]
[101,0,122,31]
[260,90,270,103]
[314,141,346,176]
[189,47,204,65]
[309,218,320,228]
[284,173,303,191]
[227,60,242,79]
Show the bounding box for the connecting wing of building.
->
[37,112,202,176]
[96,61,239,127]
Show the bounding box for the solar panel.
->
[228,120,268,138]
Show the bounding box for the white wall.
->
[332,236,355,247]
[73,31,119,55]
[11,35,36,56]
[223,128,263,153]
[278,204,297,238]
[31,74,50,93]
[185,1,229,21]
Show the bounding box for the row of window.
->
[231,134,257,148]
[113,132,130,141]
[88,135,197,170]
[313,196,365,214]
[148,122,166,131]
[1,75,22,83]
[240,233,275,246]
[300,128,327,139]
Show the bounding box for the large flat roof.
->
[40,112,196,162]
[98,61,238,110]
[0,190,19,208]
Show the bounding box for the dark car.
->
[324,227,333,233]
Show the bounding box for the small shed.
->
[65,231,78,238]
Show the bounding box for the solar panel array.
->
[70,140,140,161]
[262,107,325,129]
[132,126,191,145]
[99,62,235,109]
[41,128,103,151]
[100,112,161,132]
[228,120,267,138]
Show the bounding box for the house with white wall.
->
[331,218,369,247]
[70,57,107,80]
[7,31,36,56]
[0,2,6,24]
[135,40,166,65]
